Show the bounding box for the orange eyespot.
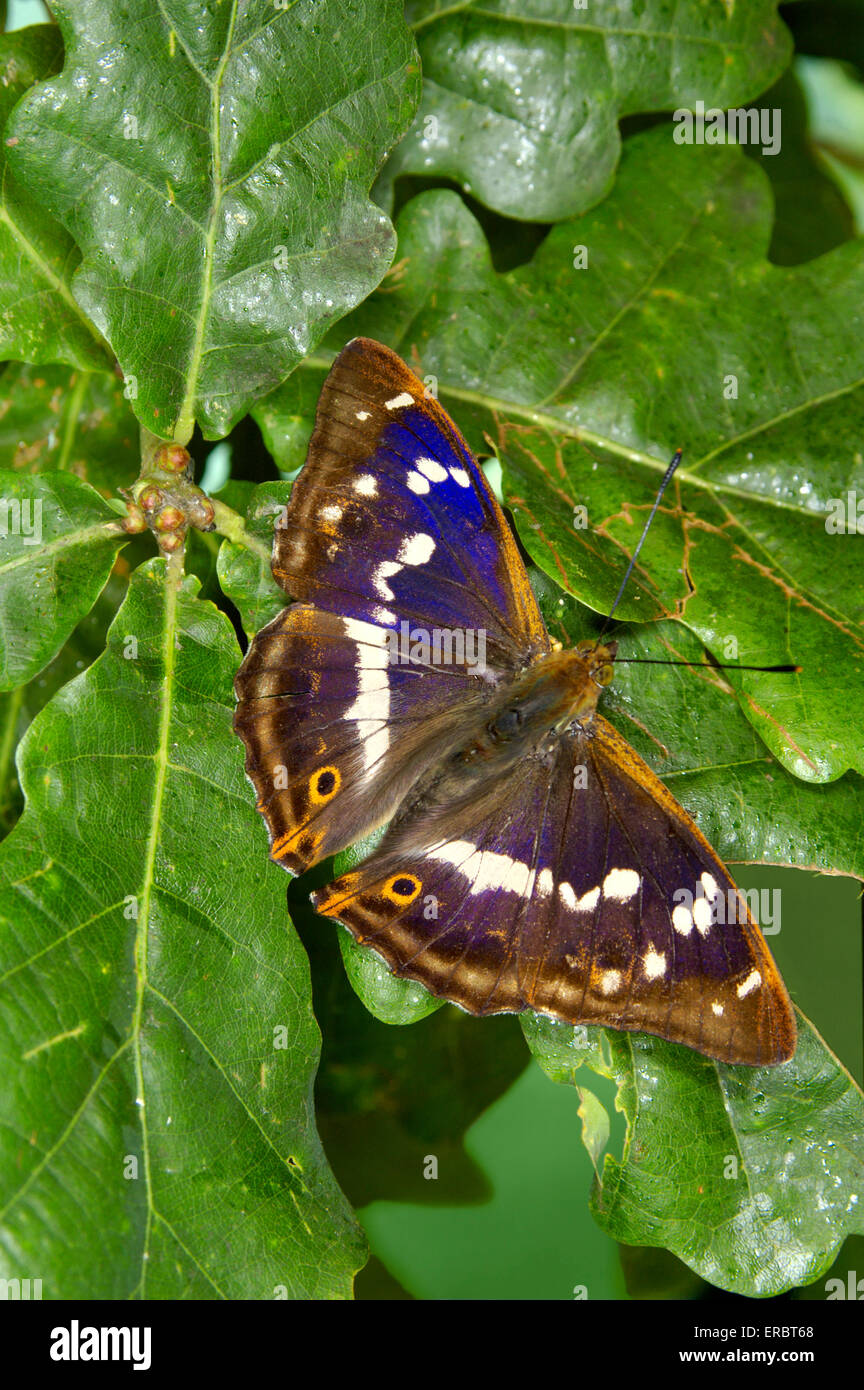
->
[381,873,421,905]
[595,663,615,687]
[309,765,340,804]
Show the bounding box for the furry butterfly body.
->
[234,338,796,1066]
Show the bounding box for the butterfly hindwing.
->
[314,715,796,1066]
[314,753,557,1013]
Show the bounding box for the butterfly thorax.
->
[461,639,618,767]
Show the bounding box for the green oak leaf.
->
[0,25,110,370]
[0,470,126,689]
[532,573,864,881]
[6,0,420,440]
[215,480,289,639]
[377,0,793,221]
[524,1010,864,1297]
[284,131,864,783]
[0,569,131,834]
[0,557,365,1298]
[0,362,139,492]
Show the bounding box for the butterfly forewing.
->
[271,337,548,662]
[234,338,549,873]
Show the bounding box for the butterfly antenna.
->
[593,448,683,647]
[615,658,801,673]
[586,449,800,678]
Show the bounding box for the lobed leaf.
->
[7,0,421,440]
[0,469,125,689]
[524,1009,864,1297]
[0,25,111,371]
[0,558,365,1298]
[378,0,793,221]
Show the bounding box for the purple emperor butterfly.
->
[234,338,796,1066]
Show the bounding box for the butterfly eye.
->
[575,640,595,657]
[489,707,522,740]
[595,663,615,687]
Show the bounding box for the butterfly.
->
[234,338,797,1067]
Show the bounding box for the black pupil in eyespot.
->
[392,878,415,896]
[317,770,336,795]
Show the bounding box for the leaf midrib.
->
[412,2,775,52]
[170,4,411,440]
[131,554,181,1294]
[299,350,861,523]
[173,3,238,443]
[0,520,121,579]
